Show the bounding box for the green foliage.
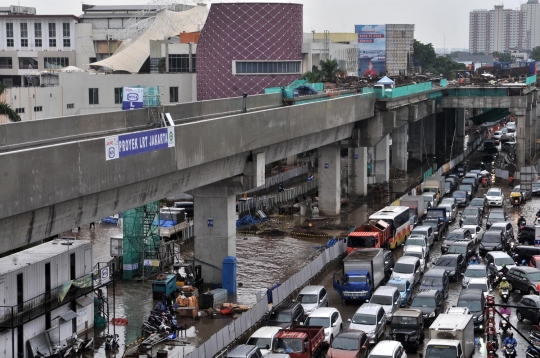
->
[413,40,466,79]
[157,57,166,73]
[531,46,540,61]
[301,69,322,83]
[0,83,20,122]
[471,52,486,56]
[319,58,339,79]
[413,40,437,69]
[492,51,514,63]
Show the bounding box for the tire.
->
[412,342,419,354]
[517,310,524,321]
[330,335,334,345]
[524,240,530,246]
[530,288,536,295]
[340,323,343,330]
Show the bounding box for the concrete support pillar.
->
[193,179,240,285]
[243,152,266,189]
[348,147,368,196]
[455,108,466,156]
[391,124,408,171]
[374,134,390,183]
[408,119,424,162]
[424,116,436,158]
[526,95,534,163]
[513,107,527,170]
[318,143,341,216]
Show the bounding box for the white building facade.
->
[522,0,540,51]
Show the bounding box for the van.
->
[297,286,328,315]
[247,327,283,356]
[457,289,486,331]
[514,246,540,264]
[370,286,400,321]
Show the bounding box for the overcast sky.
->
[19,0,528,49]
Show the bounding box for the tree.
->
[531,46,540,61]
[471,52,486,56]
[301,69,322,83]
[492,51,514,63]
[413,40,437,69]
[0,83,20,122]
[319,58,339,80]
[413,40,465,79]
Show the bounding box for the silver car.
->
[349,303,387,344]
[297,285,328,315]
[370,286,401,321]
[411,226,434,247]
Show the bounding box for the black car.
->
[418,267,450,298]
[455,164,467,178]
[447,239,476,262]
[469,197,488,215]
[433,254,466,282]
[457,289,486,331]
[460,213,482,227]
[387,309,424,353]
[517,295,540,325]
[519,226,536,246]
[486,209,508,230]
[462,178,478,191]
[383,249,395,282]
[267,301,304,328]
[459,184,474,200]
[479,230,505,256]
[506,266,540,295]
[441,228,473,254]
[452,190,468,207]
[409,289,445,326]
[422,219,444,241]
[514,246,540,264]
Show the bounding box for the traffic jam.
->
[228,122,540,358]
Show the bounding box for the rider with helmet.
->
[499,276,512,296]
[469,255,480,265]
[502,332,517,355]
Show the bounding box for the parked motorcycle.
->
[105,334,119,351]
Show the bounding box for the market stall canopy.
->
[377,76,395,85]
[90,4,208,73]
[60,66,85,72]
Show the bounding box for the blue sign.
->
[207,219,214,228]
[122,87,144,110]
[324,163,329,169]
[105,127,175,161]
[354,154,359,159]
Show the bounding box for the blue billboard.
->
[122,87,144,110]
[105,127,176,161]
[355,25,386,78]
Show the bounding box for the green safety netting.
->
[469,108,510,125]
[446,88,509,97]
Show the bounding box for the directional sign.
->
[208,219,214,228]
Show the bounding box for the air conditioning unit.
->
[106,35,113,40]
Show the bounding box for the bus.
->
[368,206,410,249]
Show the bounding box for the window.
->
[44,57,68,69]
[35,39,42,47]
[114,88,122,104]
[89,88,99,105]
[150,58,159,72]
[19,58,38,69]
[168,54,189,73]
[234,61,302,75]
[63,39,70,47]
[0,57,12,69]
[49,23,56,38]
[67,103,74,109]
[20,39,28,47]
[6,39,13,47]
[34,23,41,38]
[6,23,13,38]
[170,86,178,103]
[15,108,24,114]
[49,39,56,47]
[70,253,76,280]
[34,106,42,112]
[63,23,70,37]
[20,23,28,38]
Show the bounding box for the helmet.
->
[502,276,507,281]
[509,332,514,337]
[502,264,507,268]
[490,263,495,266]
[523,260,527,265]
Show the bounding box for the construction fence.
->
[173,240,347,358]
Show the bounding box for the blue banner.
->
[105,127,175,161]
[122,87,144,110]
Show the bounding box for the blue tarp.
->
[236,215,269,228]
[101,217,119,225]
[152,219,177,228]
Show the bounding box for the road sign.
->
[324,163,329,169]
[208,219,214,227]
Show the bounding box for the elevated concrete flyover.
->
[0,92,375,282]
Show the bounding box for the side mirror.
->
[347,319,351,322]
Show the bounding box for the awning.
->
[59,310,78,322]
[76,296,94,307]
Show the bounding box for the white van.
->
[247,327,282,356]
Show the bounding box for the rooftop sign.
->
[10,5,36,14]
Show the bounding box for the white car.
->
[403,245,426,273]
[368,341,407,358]
[391,256,421,286]
[466,277,490,297]
[462,225,484,244]
[507,121,516,132]
[247,327,282,356]
[493,131,503,140]
[304,307,342,344]
[486,188,504,207]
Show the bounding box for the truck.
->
[399,195,427,220]
[424,314,474,358]
[333,248,385,302]
[426,208,449,230]
[424,176,446,201]
[346,220,391,253]
[272,326,324,358]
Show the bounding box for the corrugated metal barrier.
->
[175,241,347,358]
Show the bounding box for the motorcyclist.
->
[499,263,509,276]
[499,306,511,329]
[502,332,517,355]
[517,215,526,227]
[499,276,512,296]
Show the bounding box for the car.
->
[455,164,467,178]
[479,230,505,256]
[493,131,503,143]
[248,327,282,356]
[409,289,445,326]
[441,228,473,254]
[433,254,466,282]
[404,235,429,256]
[460,213,482,228]
[386,278,413,307]
[461,206,483,220]
[457,289,486,331]
[419,267,449,298]
[349,304,387,345]
[403,245,426,273]
[391,256,421,287]
[485,252,516,272]
[530,255,540,269]
[512,185,532,201]
[370,286,401,321]
[304,307,343,344]
[368,341,407,358]
[518,226,536,246]
[502,141,516,153]
[411,226,434,247]
[409,215,418,229]
[440,197,457,206]
[514,246,540,265]
[422,193,438,209]
[267,302,304,328]
[486,209,508,229]
[517,295,540,324]
[506,121,516,132]
[488,222,514,242]
[462,177,478,191]
[483,139,496,151]
[532,181,540,196]
[446,307,470,315]
[447,239,476,262]
[462,264,488,288]
[445,178,458,192]
[465,172,481,184]
[486,188,504,207]
[443,181,453,197]
[327,330,370,358]
[506,266,540,295]
[297,285,328,315]
[462,225,484,244]
[438,203,457,223]
[452,190,468,206]
[387,309,424,353]
[458,184,474,200]
[227,345,263,358]
[465,277,490,296]
[421,220,442,241]
[469,197,488,214]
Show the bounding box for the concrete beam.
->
[348,147,368,196]
[374,135,390,183]
[439,96,527,109]
[392,124,408,171]
[318,143,341,216]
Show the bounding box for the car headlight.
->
[367,331,375,337]
[325,332,329,337]
[450,270,455,275]
[429,312,436,317]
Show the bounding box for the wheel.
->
[411,342,419,354]
[330,335,334,345]
[524,240,530,246]
[517,310,524,321]
[340,323,343,330]
[530,288,536,295]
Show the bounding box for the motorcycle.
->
[501,287,510,303]
[527,330,540,358]
[492,272,503,289]
[105,334,120,351]
[500,314,510,333]
[504,343,517,358]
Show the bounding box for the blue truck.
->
[332,248,385,302]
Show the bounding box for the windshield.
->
[348,275,367,283]
[483,234,501,243]
[391,316,418,325]
[465,268,486,277]
[421,277,443,286]
[348,236,377,248]
[406,238,426,247]
[448,245,467,254]
[457,299,481,312]
[387,281,406,291]
[487,190,501,197]
[426,346,457,358]
[465,227,477,235]
[459,185,472,191]
[470,199,484,206]
[436,257,457,267]
[247,337,272,350]
[446,233,463,241]
[533,183,540,189]
[453,191,466,198]
[405,251,423,260]
[351,313,375,325]
[468,283,488,292]
[274,338,303,353]
[462,217,478,225]
[528,272,540,281]
[394,262,414,274]
[304,317,330,328]
[270,312,291,323]
[445,182,451,189]
[298,294,317,304]
[371,295,393,305]
[463,208,479,216]
[495,257,515,266]
[488,213,505,221]
[423,221,438,230]
[331,337,359,351]
[411,297,436,308]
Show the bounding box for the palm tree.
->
[319,58,339,81]
[0,83,20,122]
[301,69,322,83]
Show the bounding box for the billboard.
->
[355,25,386,77]
[122,87,144,110]
[105,127,176,161]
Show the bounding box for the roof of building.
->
[82,4,193,12]
[0,239,91,276]
[455,52,494,63]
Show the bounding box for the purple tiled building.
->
[197,3,303,101]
